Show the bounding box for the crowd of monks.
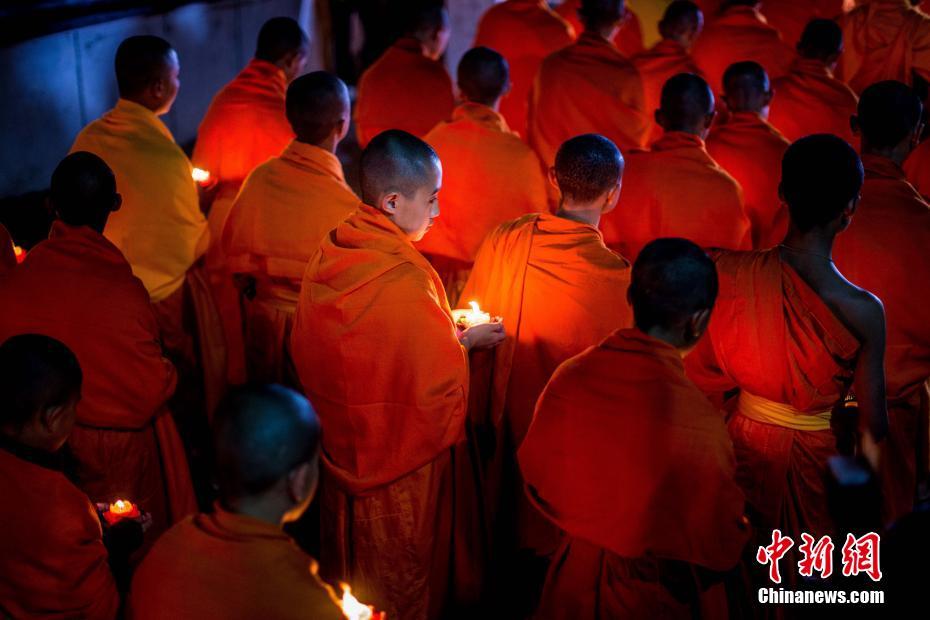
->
[2,0,930,618]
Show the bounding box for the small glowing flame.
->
[191,167,211,183]
[340,583,373,620]
[109,499,134,515]
[452,300,492,329]
[12,245,25,263]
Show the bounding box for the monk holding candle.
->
[289,130,505,619]
[222,71,356,384]
[706,61,790,248]
[768,19,858,144]
[528,0,649,169]
[601,73,750,260]
[0,152,195,540]
[555,0,644,58]
[354,5,453,147]
[128,385,343,620]
[520,238,749,619]
[834,81,930,525]
[418,47,548,305]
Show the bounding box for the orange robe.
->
[691,4,796,96]
[0,223,14,272]
[0,443,119,620]
[838,0,930,94]
[600,131,751,261]
[222,140,358,383]
[127,505,343,620]
[632,39,702,145]
[554,0,645,58]
[519,328,749,619]
[768,57,859,144]
[706,111,791,248]
[355,37,454,147]
[833,154,930,524]
[473,0,575,139]
[417,103,548,303]
[289,204,471,619]
[528,31,649,168]
[0,222,196,538]
[685,249,860,540]
[761,0,852,49]
[903,136,930,200]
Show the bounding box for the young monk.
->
[760,0,848,53]
[355,5,453,147]
[834,81,930,525]
[417,47,548,305]
[706,61,790,248]
[473,0,574,139]
[128,385,342,620]
[686,134,888,544]
[528,0,649,168]
[555,0,645,58]
[0,335,119,620]
[839,0,930,94]
[222,72,356,384]
[601,73,750,260]
[520,238,750,619]
[632,0,704,144]
[0,152,195,539]
[289,130,505,619]
[768,18,859,144]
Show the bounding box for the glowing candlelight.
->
[103,499,140,525]
[191,167,211,184]
[340,583,384,620]
[12,245,25,264]
[452,300,492,330]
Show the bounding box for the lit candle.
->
[451,300,492,330]
[103,499,140,525]
[339,583,385,620]
[12,245,25,264]
[191,167,211,184]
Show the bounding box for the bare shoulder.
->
[825,272,886,343]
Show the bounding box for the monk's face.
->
[389,161,442,242]
[424,25,451,61]
[153,50,181,116]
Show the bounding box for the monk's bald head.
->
[115,35,177,104]
[579,0,625,32]
[360,130,440,205]
[50,152,120,233]
[458,47,509,107]
[286,72,350,148]
[213,385,321,505]
[658,73,715,136]
[406,3,450,60]
[256,17,309,81]
[659,1,703,47]
[781,134,863,233]
[854,81,923,154]
[722,61,772,114]
[798,19,843,63]
[554,134,623,207]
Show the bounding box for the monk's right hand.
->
[461,321,505,351]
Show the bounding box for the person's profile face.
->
[155,50,181,115]
[47,395,79,452]
[426,25,451,61]
[393,162,441,242]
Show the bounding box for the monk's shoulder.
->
[825,273,886,344]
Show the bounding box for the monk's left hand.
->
[460,320,505,351]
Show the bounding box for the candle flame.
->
[109,499,134,515]
[469,301,481,313]
[191,167,211,183]
[13,245,25,263]
[340,583,373,620]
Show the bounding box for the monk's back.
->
[769,59,859,143]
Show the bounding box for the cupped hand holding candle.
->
[101,499,141,525]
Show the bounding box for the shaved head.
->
[799,19,843,61]
[659,73,715,134]
[115,35,175,99]
[286,71,350,145]
[50,152,119,232]
[255,17,309,63]
[406,2,449,37]
[722,61,771,113]
[458,47,509,106]
[855,80,923,150]
[659,1,702,41]
[579,0,625,31]
[360,130,440,204]
[555,134,623,203]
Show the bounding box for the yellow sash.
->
[738,390,832,431]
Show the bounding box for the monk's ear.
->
[688,307,713,344]
[850,114,861,137]
[703,110,717,132]
[380,191,400,215]
[603,181,622,214]
[777,182,786,205]
[42,399,77,442]
[547,167,560,192]
[112,193,123,213]
[763,88,774,108]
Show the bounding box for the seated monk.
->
[289,130,505,619]
[355,5,453,147]
[686,134,888,547]
[0,153,195,540]
[690,0,795,96]
[128,385,343,620]
[632,1,704,145]
[555,0,645,58]
[473,0,574,139]
[601,73,750,260]
[761,0,849,53]
[0,335,119,620]
[839,0,930,94]
[519,238,750,619]
[706,61,790,248]
[834,81,930,525]
[528,0,649,169]
[417,47,548,305]
[222,72,356,384]
[0,223,14,272]
[768,19,859,144]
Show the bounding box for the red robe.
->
[0,443,119,619]
[600,131,751,261]
[706,111,791,248]
[833,154,930,524]
[554,0,645,58]
[768,57,859,144]
[473,0,575,139]
[903,136,930,200]
[519,329,749,619]
[0,222,196,538]
[632,39,703,145]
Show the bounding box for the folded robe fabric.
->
[632,39,703,145]
[768,57,859,144]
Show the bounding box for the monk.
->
[768,18,859,144]
[601,73,750,260]
[761,0,850,52]
[128,385,343,620]
[690,0,795,96]
[355,6,453,147]
[418,47,548,305]
[520,238,749,619]
[555,0,644,58]
[839,0,930,94]
[528,0,649,168]
[834,81,930,525]
[473,0,574,139]
[0,223,14,272]
[289,130,505,619]
[632,1,704,145]
[222,72,357,384]
[706,61,790,248]
[686,134,888,545]
[0,153,195,541]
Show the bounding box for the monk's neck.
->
[120,95,162,116]
[556,205,601,227]
[861,144,909,168]
[640,325,690,355]
[222,496,288,527]
[297,136,338,154]
[779,228,837,270]
[461,97,501,112]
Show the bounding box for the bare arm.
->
[847,292,888,443]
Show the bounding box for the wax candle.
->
[103,499,140,525]
[451,300,491,330]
